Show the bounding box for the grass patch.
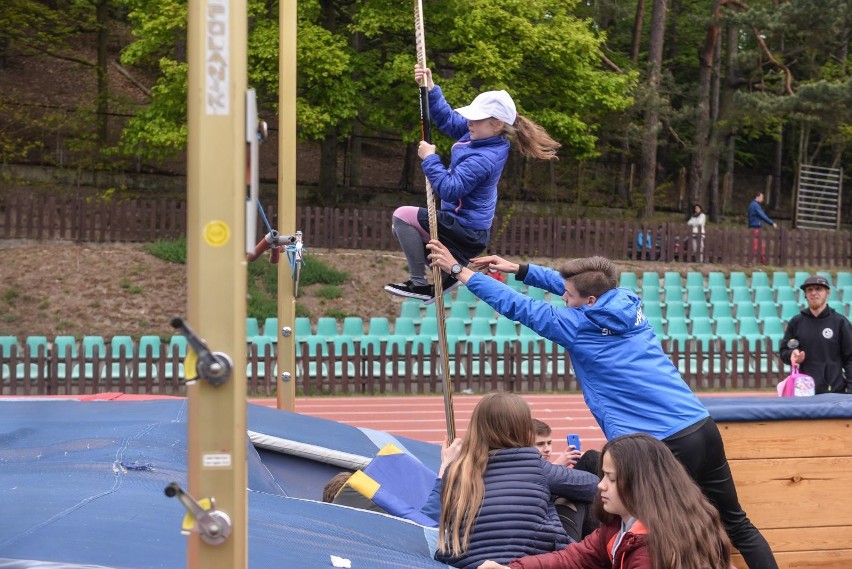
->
[3,288,19,306]
[316,285,342,299]
[145,237,343,321]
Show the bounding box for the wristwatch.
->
[450,263,463,276]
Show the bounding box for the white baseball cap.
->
[455,90,517,125]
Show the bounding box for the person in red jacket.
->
[477,434,731,569]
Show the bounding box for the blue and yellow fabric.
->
[345,443,438,527]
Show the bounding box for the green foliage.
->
[145,237,187,264]
[315,285,342,299]
[299,259,348,287]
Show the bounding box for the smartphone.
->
[567,434,581,452]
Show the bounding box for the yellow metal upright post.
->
[185,0,248,567]
[277,0,297,411]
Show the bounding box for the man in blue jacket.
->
[426,240,778,569]
[747,192,777,264]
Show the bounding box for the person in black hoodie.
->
[779,275,852,393]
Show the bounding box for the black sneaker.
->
[384,280,433,301]
[423,275,462,305]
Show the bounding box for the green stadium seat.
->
[771,271,791,290]
[342,316,365,338]
[663,272,682,288]
[729,272,748,289]
[247,336,277,380]
[640,284,662,304]
[17,336,49,380]
[472,301,498,324]
[53,335,78,379]
[619,271,639,292]
[665,317,690,350]
[710,300,734,321]
[691,317,716,349]
[663,286,684,305]
[642,272,661,289]
[647,315,666,340]
[295,317,312,337]
[751,271,770,289]
[246,317,260,338]
[528,287,548,301]
[707,272,727,291]
[506,273,526,292]
[164,335,187,380]
[780,300,801,321]
[137,335,162,380]
[762,316,785,345]
[685,272,704,290]
[80,336,106,380]
[793,271,810,290]
[753,287,774,304]
[398,299,422,322]
[454,285,477,307]
[685,285,706,303]
[316,317,339,337]
[737,317,763,350]
[688,301,711,322]
[664,301,686,321]
[708,286,729,303]
[1,336,18,381]
[730,286,751,303]
[836,272,852,289]
[262,317,279,341]
[109,336,134,380]
[448,302,472,324]
[734,301,757,321]
[756,301,779,322]
[714,317,739,350]
[642,300,664,323]
[775,286,796,304]
[467,317,495,354]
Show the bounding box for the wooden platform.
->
[720,418,852,568]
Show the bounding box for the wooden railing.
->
[1,339,785,397]
[2,193,851,266]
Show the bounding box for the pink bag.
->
[777,365,816,397]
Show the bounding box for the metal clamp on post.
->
[170,317,233,386]
[164,482,232,545]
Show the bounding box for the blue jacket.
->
[466,269,710,440]
[747,199,774,228]
[421,86,510,231]
[422,447,598,569]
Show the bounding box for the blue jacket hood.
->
[582,288,643,335]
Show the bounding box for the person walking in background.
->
[384,65,560,303]
[476,434,732,569]
[779,275,852,394]
[747,192,777,264]
[687,203,706,262]
[420,393,598,569]
[426,241,778,569]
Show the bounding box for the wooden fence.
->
[1,339,785,397]
[2,193,851,266]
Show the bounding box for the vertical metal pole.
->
[277,0,297,411]
[186,0,248,567]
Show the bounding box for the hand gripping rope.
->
[244,89,306,296]
[415,0,455,442]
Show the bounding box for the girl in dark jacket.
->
[384,65,560,303]
[422,392,598,569]
[478,434,731,569]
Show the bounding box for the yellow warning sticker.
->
[203,221,230,247]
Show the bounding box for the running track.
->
[252,391,773,453]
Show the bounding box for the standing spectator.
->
[427,242,778,569]
[384,65,560,303]
[779,275,852,394]
[420,393,598,569]
[476,434,732,569]
[687,203,706,262]
[747,192,777,264]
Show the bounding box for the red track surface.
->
[252,391,774,453]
